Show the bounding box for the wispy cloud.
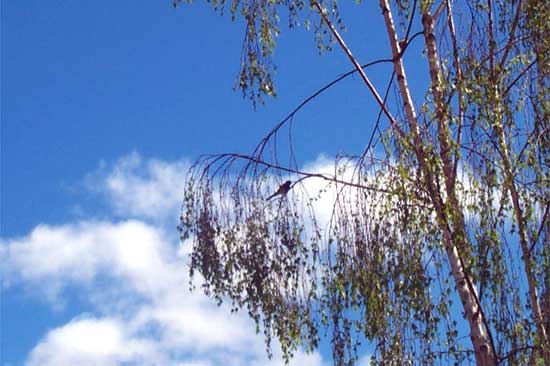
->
[86,152,189,222]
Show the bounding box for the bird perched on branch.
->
[266,180,292,201]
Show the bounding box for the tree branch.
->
[312,1,405,139]
[200,152,395,194]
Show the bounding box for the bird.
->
[266,180,292,201]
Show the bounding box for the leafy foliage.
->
[174,0,344,106]
[178,1,550,365]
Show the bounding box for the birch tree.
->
[177,1,550,365]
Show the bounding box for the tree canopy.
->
[177,1,549,365]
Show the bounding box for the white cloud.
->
[89,152,189,222]
[3,220,171,300]
[26,316,162,366]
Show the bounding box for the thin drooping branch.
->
[252,58,395,159]
[199,153,395,194]
[503,59,537,96]
[498,0,523,70]
[491,83,549,358]
[530,202,550,254]
[488,0,496,80]
[446,0,465,187]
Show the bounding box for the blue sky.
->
[1,1,424,365]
